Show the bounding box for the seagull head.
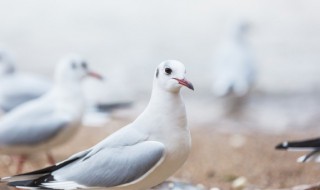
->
[0,48,15,76]
[155,60,194,92]
[55,55,103,83]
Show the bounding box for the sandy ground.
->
[0,118,318,190]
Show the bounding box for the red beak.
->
[87,71,104,80]
[173,78,194,91]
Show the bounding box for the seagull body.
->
[276,137,320,163]
[0,55,102,173]
[0,49,51,112]
[1,60,194,190]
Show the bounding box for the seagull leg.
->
[7,155,14,165]
[46,152,56,165]
[16,155,27,174]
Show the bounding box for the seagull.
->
[212,21,255,98]
[211,21,256,116]
[82,72,134,126]
[276,137,320,163]
[1,60,194,190]
[0,55,103,174]
[0,48,51,112]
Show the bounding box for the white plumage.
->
[0,55,103,173]
[1,60,194,190]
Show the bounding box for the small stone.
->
[168,182,175,189]
[232,177,248,190]
[229,134,246,148]
[196,184,206,189]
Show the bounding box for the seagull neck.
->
[146,85,185,116]
[153,81,180,97]
[54,79,82,93]
[52,80,84,105]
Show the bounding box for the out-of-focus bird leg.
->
[46,152,55,165]
[16,155,27,174]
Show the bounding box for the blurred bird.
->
[1,60,194,190]
[276,137,320,163]
[0,55,103,174]
[0,48,51,112]
[82,70,134,126]
[212,21,255,116]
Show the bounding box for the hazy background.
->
[0,0,319,133]
[0,1,320,189]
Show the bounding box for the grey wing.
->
[0,76,49,111]
[45,141,165,189]
[0,107,70,146]
[0,93,40,112]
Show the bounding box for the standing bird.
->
[0,48,51,112]
[212,21,255,116]
[0,55,103,174]
[1,60,194,190]
[276,137,320,163]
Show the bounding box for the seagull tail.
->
[1,156,80,188]
[297,150,320,163]
[275,137,320,151]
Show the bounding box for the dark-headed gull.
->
[1,60,194,190]
[276,137,320,163]
[0,49,51,112]
[0,55,102,173]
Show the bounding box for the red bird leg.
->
[46,152,56,165]
[16,155,27,174]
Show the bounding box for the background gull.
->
[0,55,102,174]
[0,48,51,113]
[212,21,256,117]
[1,60,194,190]
[82,75,133,127]
[276,137,320,163]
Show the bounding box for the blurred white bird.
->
[0,55,103,174]
[1,60,194,190]
[0,48,51,112]
[82,77,133,127]
[212,21,256,116]
[212,21,255,97]
[276,137,320,163]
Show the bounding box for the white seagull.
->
[0,55,102,174]
[0,48,51,112]
[1,60,194,190]
[276,137,320,163]
[212,21,255,98]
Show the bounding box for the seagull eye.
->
[165,68,172,75]
[71,62,77,69]
[81,62,87,69]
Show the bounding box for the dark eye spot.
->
[165,68,172,75]
[71,62,77,69]
[81,61,87,69]
[156,68,159,78]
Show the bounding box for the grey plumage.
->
[53,141,164,187]
[3,125,165,189]
[0,102,69,146]
[0,49,51,112]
